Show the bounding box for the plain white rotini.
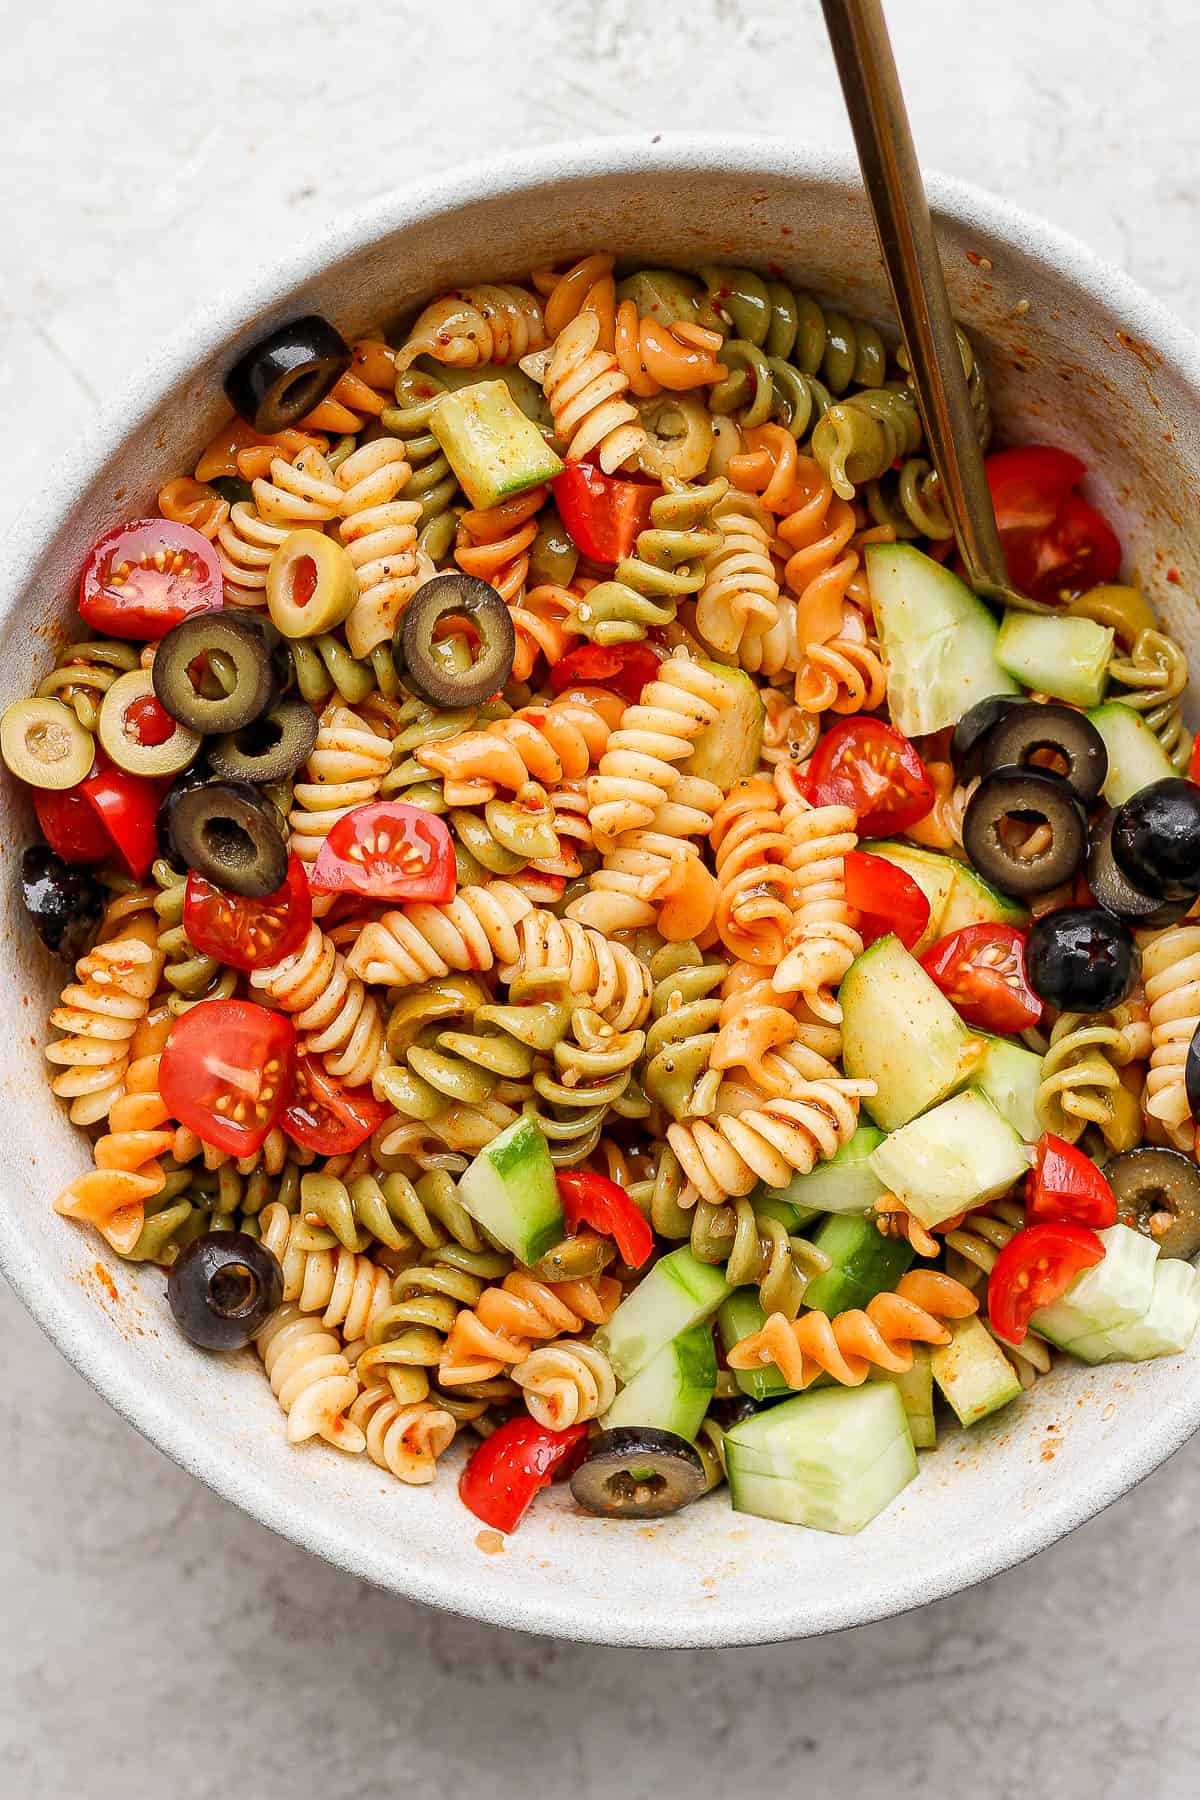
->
[345,881,535,988]
[346,1383,457,1485]
[44,914,165,1126]
[512,1340,617,1429]
[395,283,548,372]
[216,445,343,608]
[288,704,393,872]
[1142,924,1200,1146]
[695,490,781,658]
[542,311,645,474]
[586,651,735,845]
[255,1303,366,1451]
[771,763,862,1023]
[499,910,653,1032]
[259,1200,393,1343]
[336,440,425,658]
[251,922,385,1090]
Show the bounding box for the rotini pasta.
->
[726,1270,978,1388]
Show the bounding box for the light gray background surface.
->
[3,2,1198,1793]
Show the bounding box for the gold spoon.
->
[821,0,1050,613]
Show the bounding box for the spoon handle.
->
[820,0,1021,607]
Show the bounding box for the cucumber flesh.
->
[1030,1222,1159,1348]
[802,1213,914,1315]
[682,661,763,787]
[594,1247,730,1383]
[976,1036,1044,1143]
[726,1383,917,1534]
[457,1115,564,1264]
[1087,701,1176,805]
[931,1314,1023,1425]
[938,861,1029,934]
[865,542,1019,737]
[602,1324,717,1439]
[996,611,1114,708]
[869,1088,1029,1230]
[719,1291,791,1400]
[430,379,563,509]
[841,934,985,1130]
[753,1195,822,1233]
[868,842,957,950]
[869,1347,936,1449]
[1066,1257,1200,1364]
[760,1123,886,1216]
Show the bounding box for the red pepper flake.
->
[1167,567,1183,585]
[93,1262,119,1304]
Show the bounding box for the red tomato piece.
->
[79,762,161,880]
[552,461,661,563]
[985,446,1121,603]
[309,802,456,903]
[804,718,935,837]
[34,785,112,864]
[988,1220,1105,1345]
[458,1416,589,1535]
[843,850,931,951]
[79,520,223,640]
[920,923,1042,1034]
[548,640,665,704]
[1026,1133,1118,1229]
[159,1000,294,1157]
[183,855,312,973]
[1189,735,1200,786]
[556,1168,654,1269]
[280,1053,390,1155]
[125,693,176,747]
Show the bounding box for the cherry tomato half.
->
[458,1416,589,1535]
[309,801,456,904]
[183,854,312,973]
[552,461,661,563]
[1025,1133,1118,1230]
[81,760,162,880]
[549,640,665,705]
[557,1168,654,1269]
[843,850,931,951]
[920,923,1042,1034]
[34,785,112,864]
[280,1053,390,1155]
[79,519,223,640]
[159,999,295,1157]
[985,446,1121,603]
[988,1220,1105,1345]
[804,718,935,837]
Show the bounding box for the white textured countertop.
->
[4,2,1200,1793]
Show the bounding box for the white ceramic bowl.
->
[4,136,1200,1647]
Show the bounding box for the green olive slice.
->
[98,669,201,777]
[153,613,277,734]
[0,697,95,789]
[398,574,515,707]
[207,697,319,785]
[167,779,289,897]
[267,529,359,639]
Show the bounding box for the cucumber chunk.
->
[869,1346,937,1449]
[938,861,1029,934]
[430,379,563,510]
[457,1115,564,1264]
[594,1247,730,1383]
[865,542,1019,738]
[841,935,985,1130]
[869,1089,1029,1229]
[977,1036,1044,1143]
[931,1315,1023,1425]
[868,842,957,950]
[752,1195,822,1232]
[1066,1257,1200,1364]
[1087,701,1176,805]
[603,1324,717,1439]
[726,1384,918,1534]
[760,1123,886,1216]
[682,661,764,787]
[719,1291,792,1400]
[1030,1222,1159,1348]
[996,611,1114,708]
[802,1214,914,1315]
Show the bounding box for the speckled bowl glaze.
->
[3,137,1200,1647]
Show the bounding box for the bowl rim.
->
[5,132,1200,1646]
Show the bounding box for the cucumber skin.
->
[683,661,764,787]
[430,379,563,510]
[1087,701,1177,804]
[594,1248,730,1383]
[719,1292,791,1400]
[457,1115,564,1264]
[869,1348,936,1449]
[602,1324,717,1440]
[803,1214,914,1315]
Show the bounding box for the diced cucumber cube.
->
[430,379,563,510]
[719,1291,791,1400]
[603,1324,717,1439]
[931,1315,1022,1425]
[996,610,1114,708]
[1030,1223,1159,1348]
[976,1037,1044,1143]
[938,861,1029,934]
[802,1213,914,1315]
[1087,701,1177,805]
[869,1346,937,1449]
[726,1384,917,1534]
[1062,1255,1200,1364]
[869,1089,1029,1229]
[457,1115,564,1264]
[594,1248,730,1383]
[841,935,985,1130]
[762,1124,887,1216]
[682,662,763,786]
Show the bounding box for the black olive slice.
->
[979,701,1108,805]
[1111,778,1200,903]
[154,613,278,735]
[569,1427,707,1519]
[398,574,516,707]
[1086,809,1190,928]
[224,315,352,435]
[950,694,1022,783]
[962,768,1087,897]
[1105,1148,1200,1261]
[20,845,104,961]
[168,1232,283,1349]
[168,780,289,897]
[1025,904,1139,1014]
[208,697,319,786]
